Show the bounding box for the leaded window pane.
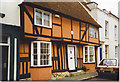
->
[36,11,42,25]
[40,43,50,65]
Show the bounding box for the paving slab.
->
[56,71,98,80]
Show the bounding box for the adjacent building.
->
[118,1,120,67]
[86,1,119,66]
[0,0,21,81]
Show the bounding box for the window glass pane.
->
[115,46,118,58]
[47,60,49,64]
[41,49,43,54]
[89,47,93,55]
[33,43,37,48]
[40,42,50,65]
[85,55,88,62]
[89,27,97,38]
[105,21,108,37]
[34,49,37,54]
[34,61,37,65]
[105,45,108,58]
[89,47,94,62]
[101,59,117,66]
[85,47,88,55]
[33,43,37,65]
[85,47,88,62]
[41,43,43,48]
[36,10,42,25]
[44,20,49,26]
[90,55,93,62]
[44,49,46,53]
[44,13,50,26]
[44,13,49,20]
[44,60,47,65]
[34,55,37,59]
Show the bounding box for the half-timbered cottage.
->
[18,1,101,80]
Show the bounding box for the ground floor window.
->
[105,45,109,58]
[31,41,51,67]
[83,46,95,63]
[115,46,118,58]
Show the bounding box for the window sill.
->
[83,62,95,64]
[35,24,52,29]
[105,37,109,39]
[30,65,52,68]
[89,37,98,39]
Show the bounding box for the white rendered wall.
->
[91,8,118,66]
[118,1,120,66]
[0,0,23,26]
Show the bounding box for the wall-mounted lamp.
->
[71,30,73,35]
[0,13,5,18]
[55,14,60,18]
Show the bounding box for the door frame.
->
[67,44,77,70]
[0,36,10,80]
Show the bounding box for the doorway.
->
[1,46,8,81]
[67,45,77,70]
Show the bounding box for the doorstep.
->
[52,71,98,80]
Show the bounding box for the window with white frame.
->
[83,46,95,63]
[34,8,52,28]
[114,25,117,40]
[89,26,97,38]
[105,21,109,38]
[115,46,118,58]
[31,41,51,66]
[105,45,109,58]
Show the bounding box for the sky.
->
[91,0,120,16]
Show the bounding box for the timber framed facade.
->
[18,2,101,80]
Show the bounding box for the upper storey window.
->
[114,25,117,40]
[105,21,109,38]
[34,8,52,28]
[89,26,97,38]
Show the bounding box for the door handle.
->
[70,57,73,59]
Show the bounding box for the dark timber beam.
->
[81,24,89,40]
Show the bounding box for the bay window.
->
[83,46,95,63]
[31,41,51,67]
[34,8,52,28]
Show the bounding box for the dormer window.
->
[34,8,52,28]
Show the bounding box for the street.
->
[85,76,119,81]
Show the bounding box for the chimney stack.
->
[86,2,98,10]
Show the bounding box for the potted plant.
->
[82,65,87,72]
